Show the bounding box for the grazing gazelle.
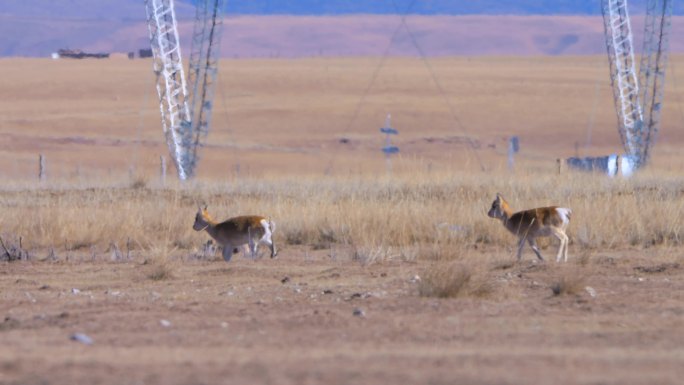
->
[193,206,277,262]
[487,194,572,262]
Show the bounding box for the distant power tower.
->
[144,0,225,180]
[144,0,193,180]
[187,0,225,174]
[601,0,672,170]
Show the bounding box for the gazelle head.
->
[193,205,212,231]
[487,193,509,220]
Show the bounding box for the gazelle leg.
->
[222,244,234,262]
[528,238,544,261]
[249,239,258,259]
[517,238,526,261]
[562,232,570,262]
[260,222,277,258]
[260,236,276,258]
[269,220,277,258]
[270,238,277,258]
[244,227,256,259]
[551,229,565,262]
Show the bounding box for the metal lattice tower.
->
[601,0,643,162]
[186,0,225,174]
[637,0,672,163]
[144,0,193,180]
[601,0,673,169]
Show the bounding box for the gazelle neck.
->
[203,222,220,240]
[500,204,514,225]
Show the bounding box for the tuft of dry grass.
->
[575,250,591,267]
[0,234,30,262]
[550,269,587,296]
[418,261,496,299]
[129,175,149,190]
[143,257,176,281]
[141,239,177,281]
[351,243,394,265]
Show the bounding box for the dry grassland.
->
[1,57,684,384]
[1,172,683,259]
[2,55,684,179]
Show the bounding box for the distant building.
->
[57,49,110,59]
[139,48,153,58]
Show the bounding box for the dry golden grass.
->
[0,170,682,263]
[143,258,176,281]
[418,261,496,298]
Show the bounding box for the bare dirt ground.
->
[1,247,683,385]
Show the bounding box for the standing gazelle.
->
[193,206,277,262]
[487,194,572,262]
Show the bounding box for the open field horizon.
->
[1,55,684,384]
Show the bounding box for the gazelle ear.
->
[203,204,208,211]
[496,193,502,201]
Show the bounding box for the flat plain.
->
[0,56,684,384]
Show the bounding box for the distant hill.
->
[204,0,602,15]
[203,0,679,16]
[2,0,682,19]
[1,0,683,57]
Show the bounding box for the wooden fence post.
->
[39,154,46,181]
[160,155,167,185]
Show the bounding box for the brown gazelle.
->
[487,194,572,262]
[193,206,277,262]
